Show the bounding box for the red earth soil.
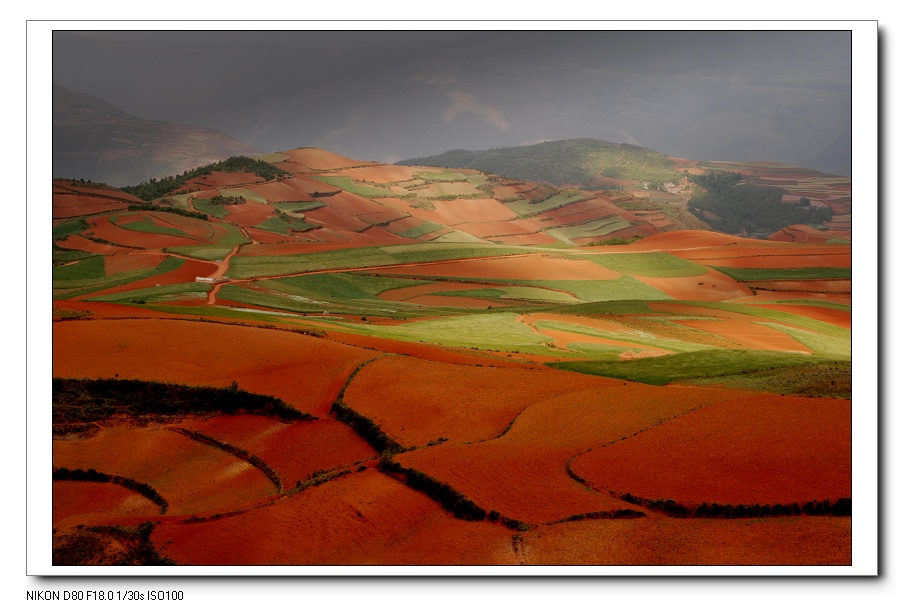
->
[631,230,771,251]
[520,313,674,355]
[323,164,419,183]
[103,252,167,276]
[683,253,851,269]
[373,253,621,281]
[358,210,409,225]
[519,517,851,565]
[53,195,131,218]
[53,182,144,202]
[491,232,560,246]
[53,319,380,417]
[282,148,369,171]
[769,225,834,243]
[153,470,518,565]
[53,481,161,529]
[323,330,520,367]
[360,226,407,241]
[416,199,518,226]
[54,426,278,517]
[749,303,852,328]
[669,319,814,353]
[671,244,849,262]
[87,214,202,249]
[570,394,851,507]
[304,206,371,231]
[239,181,311,203]
[633,270,753,301]
[319,191,392,216]
[544,204,623,227]
[79,259,216,299]
[224,201,275,226]
[55,235,132,255]
[454,218,547,238]
[344,356,616,448]
[396,384,738,525]
[184,171,265,190]
[175,415,377,487]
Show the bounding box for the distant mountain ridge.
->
[53,84,262,187]
[397,139,680,188]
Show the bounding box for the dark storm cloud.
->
[53,30,852,175]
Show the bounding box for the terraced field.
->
[50,149,853,567]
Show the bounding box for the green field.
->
[84,282,211,304]
[254,216,318,235]
[218,188,269,204]
[310,176,394,198]
[416,170,469,182]
[112,214,191,238]
[580,252,709,277]
[227,243,534,279]
[166,220,250,261]
[192,198,229,219]
[53,219,88,240]
[507,191,590,217]
[553,349,831,386]
[535,319,714,353]
[713,267,852,281]
[396,221,444,239]
[274,201,327,213]
[546,217,633,244]
[53,257,185,299]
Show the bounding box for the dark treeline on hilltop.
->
[398,138,680,188]
[120,156,288,202]
[688,172,832,237]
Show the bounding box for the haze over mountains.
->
[53,84,261,186]
[53,30,852,179]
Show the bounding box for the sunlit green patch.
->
[577,252,709,277]
[84,282,211,304]
[310,176,394,198]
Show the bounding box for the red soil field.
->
[685,253,851,269]
[238,181,310,203]
[360,226,407,241]
[53,195,131,219]
[397,384,737,524]
[402,294,500,308]
[672,243,849,262]
[322,164,419,183]
[633,270,752,301]
[182,171,264,190]
[323,330,519,367]
[670,319,814,353]
[245,227,308,244]
[88,214,202,249]
[769,225,833,243]
[544,203,622,226]
[175,415,376,487]
[53,319,380,417]
[55,235,132,255]
[374,253,621,281]
[519,517,851,565]
[570,394,851,506]
[224,202,275,227]
[749,303,851,328]
[344,356,614,448]
[153,470,518,565]
[632,230,767,251]
[53,481,161,529]
[417,199,517,226]
[277,174,348,195]
[319,191,392,216]
[454,218,547,238]
[358,210,409,225]
[491,184,524,200]
[54,426,277,516]
[103,252,167,276]
[304,206,371,231]
[491,232,560,246]
[53,182,144,202]
[283,148,368,171]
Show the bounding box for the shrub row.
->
[53,378,316,423]
[329,401,405,454]
[169,427,283,493]
[377,458,486,521]
[53,467,168,511]
[621,493,852,518]
[127,204,208,220]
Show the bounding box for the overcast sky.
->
[53,30,852,175]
